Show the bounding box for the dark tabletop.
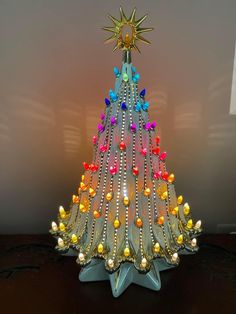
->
[0,234,235,314]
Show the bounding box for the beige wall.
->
[0,0,236,233]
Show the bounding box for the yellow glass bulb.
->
[153,242,160,253]
[171,206,179,215]
[157,216,164,225]
[106,192,113,202]
[72,195,79,204]
[59,206,66,219]
[113,219,121,229]
[167,173,175,183]
[81,174,85,182]
[183,202,190,215]
[177,234,183,244]
[177,195,183,205]
[71,234,78,244]
[93,210,100,218]
[124,247,130,257]
[186,219,193,229]
[59,222,65,232]
[161,191,168,200]
[97,243,104,254]
[89,188,96,197]
[135,217,143,228]
[80,182,87,191]
[144,187,151,196]
[123,196,130,206]
[79,203,86,212]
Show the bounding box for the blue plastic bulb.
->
[109,89,114,96]
[105,98,111,106]
[134,102,142,112]
[121,102,127,110]
[113,67,119,76]
[142,102,149,111]
[140,89,146,98]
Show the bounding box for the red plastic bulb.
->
[132,166,139,176]
[162,171,169,180]
[119,141,126,150]
[83,162,89,170]
[156,136,160,145]
[152,147,160,155]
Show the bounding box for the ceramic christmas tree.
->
[50,7,202,297]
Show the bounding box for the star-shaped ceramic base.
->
[79,258,175,297]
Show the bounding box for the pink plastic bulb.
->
[92,135,97,144]
[153,171,162,179]
[109,165,117,175]
[99,144,108,153]
[159,151,167,161]
[140,148,147,156]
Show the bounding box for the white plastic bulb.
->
[78,253,85,262]
[141,257,147,268]
[195,220,202,229]
[51,221,58,231]
[57,237,64,248]
[191,238,197,247]
[172,252,178,262]
[108,259,114,268]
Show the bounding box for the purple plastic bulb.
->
[110,116,117,125]
[100,113,105,120]
[151,121,157,129]
[98,123,105,133]
[130,123,137,133]
[144,122,151,130]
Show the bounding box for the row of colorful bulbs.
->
[83,159,172,182]
[98,114,155,131]
[113,65,141,84]
[92,133,160,146]
[83,136,171,181]
[52,205,201,268]
[54,233,197,269]
[76,190,193,221]
[104,97,149,110]
[103,89,148,110]
[52,188,201,236]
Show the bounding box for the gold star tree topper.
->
[103,7,153,53]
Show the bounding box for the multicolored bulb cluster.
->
[50,66,201,277]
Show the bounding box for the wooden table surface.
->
[0,234,235,314]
